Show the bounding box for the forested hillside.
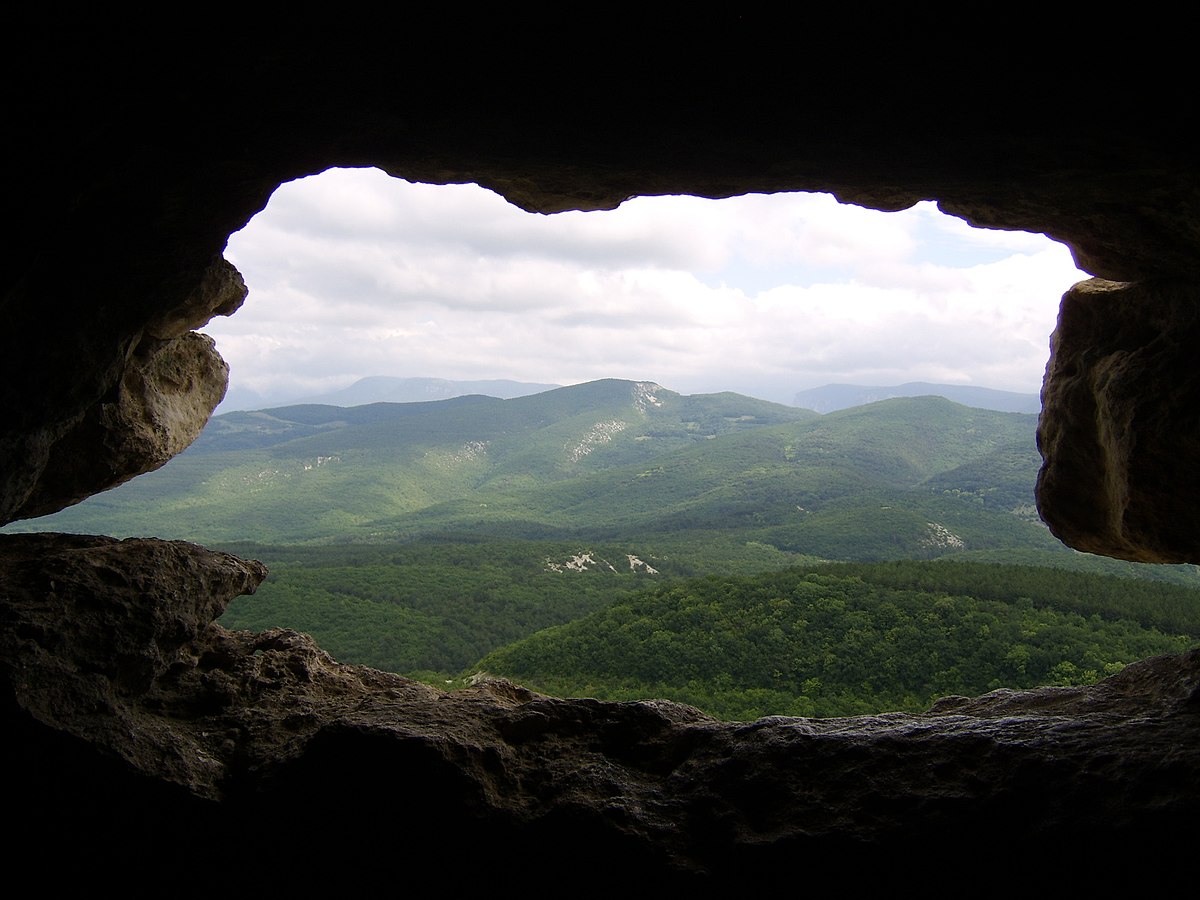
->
[14,380,821,542]
[476,561,1200,719]
[11,382,1048,556]
[217,539,742,676]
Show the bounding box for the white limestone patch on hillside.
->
[567,420,627,462]
[627,554,659,574]
[633,381,664,414]
[922,522,965,551]
[544,552,618,574]
[302,455,340,472]
[545,550,660,575]
[423,441,490,468]
[239,455,342,489]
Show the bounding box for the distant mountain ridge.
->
[260,376,563,409]
[225,376,1040,415]
[793,382,1040,414]
[10,379,1059,560]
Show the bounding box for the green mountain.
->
[8,381,1057,556]
[8,379,824,543]
[793,382,1041,414]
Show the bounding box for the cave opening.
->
[8,42,1200,879]
[15,168,1199,722]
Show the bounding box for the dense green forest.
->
[218,536,822,675]
[219,538,1200,719]
[476,561,1200,719]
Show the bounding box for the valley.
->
[13,378,1200,718]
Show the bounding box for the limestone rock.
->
[1038,278,1200,562]
[3,533,1197,885]
[0,255,244,525]
[144,256,248,341]
[11,330,230,521]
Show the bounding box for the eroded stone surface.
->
[11,331,231,520]
[3,534,1196,884]
[144,256,248,341]
[1,254,245,524]
[1038,278,1200,562]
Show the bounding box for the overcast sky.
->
[208,167,1088,410]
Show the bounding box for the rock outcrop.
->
[13,330,232,521]
[1039,278,1200,562]
[2,257,246,523]
[5,533,1197,886]
[3,29,1199,887]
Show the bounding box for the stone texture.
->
[144,256,249,342]
[11,330,232,521]
[3,533,1197,886]
[1,256,245,524]
[1038,278,1200,562]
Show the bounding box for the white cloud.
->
[207,167,1086,408]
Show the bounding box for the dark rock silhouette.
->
[3,28,1198,886]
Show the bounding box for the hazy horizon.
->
[207,168,1086,411]
[215,372,1043,416]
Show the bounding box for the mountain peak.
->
[793,382,1040,415]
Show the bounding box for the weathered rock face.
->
[4,533,1198,885]
[2,257,245,524]
[1039,278,1200,562]
[13,331,231,521]
[3,34,1200,885]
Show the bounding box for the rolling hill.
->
[19,377,1196,718]
[792,382,1041,414]
[7,380,1052,556]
